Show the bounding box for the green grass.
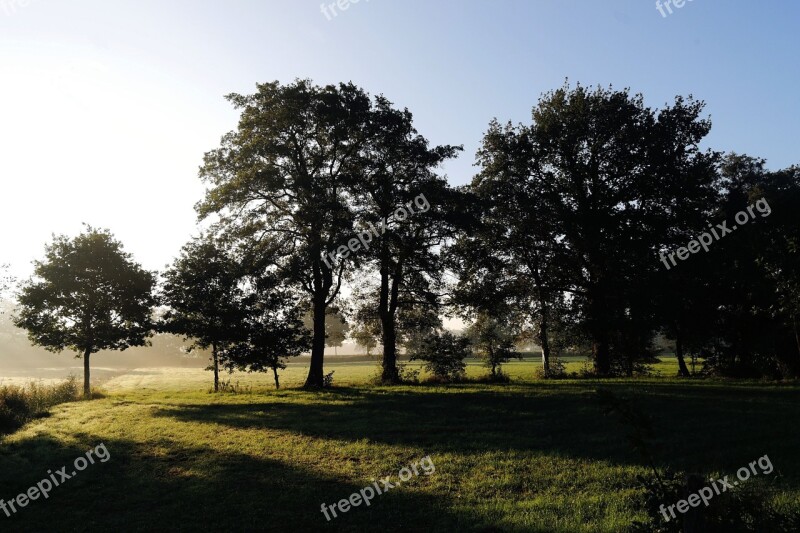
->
[0,359,798,532]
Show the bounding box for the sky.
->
[1,0,798,281]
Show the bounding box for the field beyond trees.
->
[1,363,798,532]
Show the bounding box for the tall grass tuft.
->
[0,376,80,435]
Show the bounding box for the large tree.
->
[694,155,800,378]
[525,84,719,375]
[450,120,570,377]
[160,235,249,392]
[197,80,373,387]
[353,96,462,382]
[14,227,156,398]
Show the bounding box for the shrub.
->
[211,380,253,395]
[397,362,420,384]
[410,330,470,383]
[533,355,569,379]
[0,376,80,435]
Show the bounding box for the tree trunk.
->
[272,366,280,389]
[675,322,690,377]
[212,343,220,393]
[530,262,552,378]
[304,293,327,388]
[594,336,611,376]
[379,255,402,384]
[83,348,92,399]
[790,314,800,378]
[626,349,634,378]
[381,316,399,383]
[539,307,552,378]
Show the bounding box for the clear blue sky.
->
[1,0,798,276]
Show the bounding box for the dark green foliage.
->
[14,227,156,397]
[225,276,311,390]
[197,80,374,388]
[397,304,443,356]
[461,84,720,377]
[352,95,462,383]
[657,155,800,379]
[160,235,250,392]
[410,330,470,382]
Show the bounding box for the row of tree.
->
[10,80,800,395]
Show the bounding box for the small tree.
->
[325,308,350,356]
[351,324,379,357]
[465,313,521,379]
[226,277,311,389]
[348,291,382,357]
[160,235,248,392]
[410,330,470,382]
[14,227,156,398]
[398,304,443,357]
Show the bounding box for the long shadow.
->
[0,432,501,532]
[3,382,798,531]
[152,382,800,476]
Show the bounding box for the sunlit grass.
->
[0,360,797,532]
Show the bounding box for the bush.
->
[211,380,253,395]
[0,376,80,435]
[533,355,569,379]
[397,362,420,384]
[410,330,471,383]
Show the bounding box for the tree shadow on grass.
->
[154,382,800,476]
[0,432,498,532]
[3,382,798,532]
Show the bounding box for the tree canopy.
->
[14,227,156,397]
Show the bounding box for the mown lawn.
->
[0,361,798,532]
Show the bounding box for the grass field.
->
[1,358,799,532]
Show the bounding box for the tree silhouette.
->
[14,227,155,398]
[160,235,248,392]
[198,80,373,388]
[481,84,719,375]
[225,275,310,389]
[353,96,462,383]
